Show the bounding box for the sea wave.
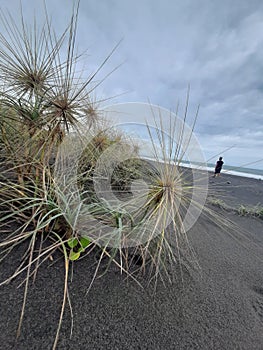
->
[141,156,263,180]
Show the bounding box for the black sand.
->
[0,173,263,350]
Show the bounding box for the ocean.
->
[142,157,263,180]
[182,162,263,180]
[207,163,263,180]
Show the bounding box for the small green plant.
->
[67,236,91,261]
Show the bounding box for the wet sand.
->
[0,173,263,349]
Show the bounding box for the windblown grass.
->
[1,1,261,349]
[238,204,263,219]
[0,2,122,348]
[53,99,209,286]
[208,197,263,220]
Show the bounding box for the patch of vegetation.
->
[0,2,218,349]
[208,198,228,210]
[238,204,263,219]
[208,198,263,221]
[0,3,116,347]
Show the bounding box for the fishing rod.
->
[206,144,236,164]
[176,144,237,172]
[223,158,263,174]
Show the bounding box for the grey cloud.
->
[0,0,263,168]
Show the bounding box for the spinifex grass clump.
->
[120,115,206,282]
[55,101,208,286]
[0,2,212,349]
[78,129,128,200]
[0,2,117,348]
[77,128,152,202]
[238,204,263,219]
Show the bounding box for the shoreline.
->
[141,156,263,180]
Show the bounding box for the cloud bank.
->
[1,0,262,168]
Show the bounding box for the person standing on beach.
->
[213,157,224,177]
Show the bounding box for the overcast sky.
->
[1,0,263,169]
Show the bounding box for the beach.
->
[0,172,263,350]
